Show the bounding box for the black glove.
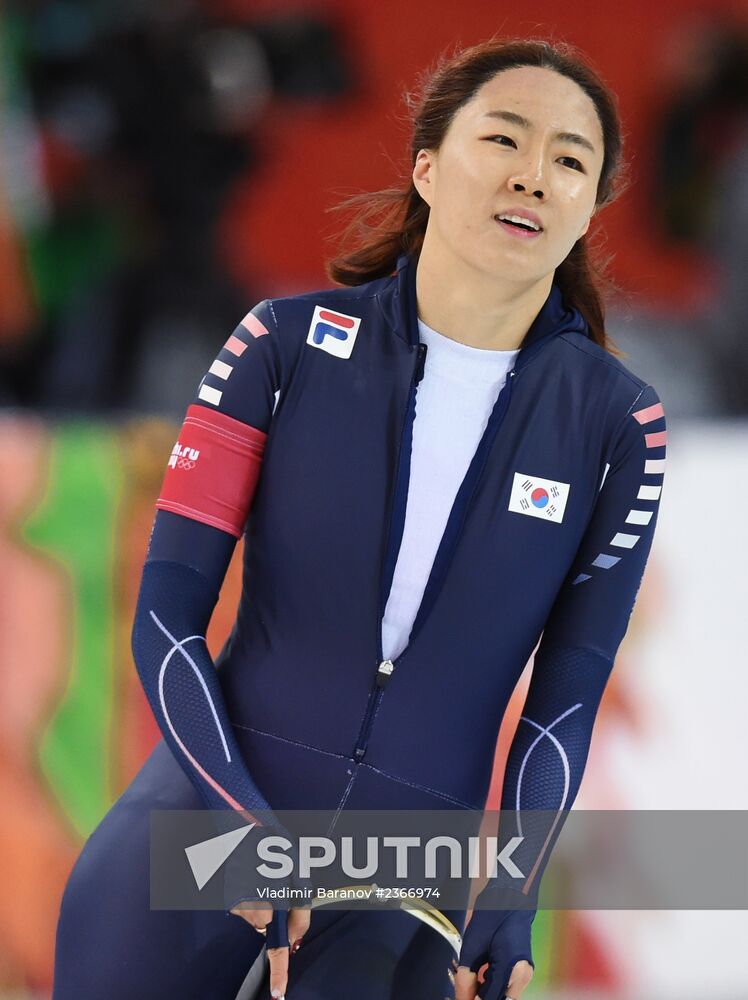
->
[458,886,535,1000]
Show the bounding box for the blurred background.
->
[0,0,746,997]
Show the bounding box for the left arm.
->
[457,384,667,1000]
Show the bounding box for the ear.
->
[412,149,435,207]
[579,204,596,239]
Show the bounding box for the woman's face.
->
[412,65,606,285]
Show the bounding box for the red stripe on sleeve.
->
[156,404,267,538]
[241,312,270,338]
[632,401,665,424]
[224,334,247,357]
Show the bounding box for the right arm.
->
[131,302,310,968]
[132,299,281,821]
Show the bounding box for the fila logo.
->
[168,441,200,470]
[508,472,570,523]
[306,306,361,359]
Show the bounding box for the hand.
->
[455,957,533,1000]
[230,904,311,998]
[456,901,535,1000]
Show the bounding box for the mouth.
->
[494,214,543,239]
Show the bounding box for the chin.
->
[483,254,546,285]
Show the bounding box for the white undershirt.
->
[380,318,520,662]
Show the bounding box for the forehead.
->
[456,65,604,150]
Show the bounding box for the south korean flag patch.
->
[508,472,570,523]
[306,306,361,359]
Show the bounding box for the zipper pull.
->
[376,659,395,687]
[413,344,427,385]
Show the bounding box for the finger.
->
[267,938,289,1000]
[481,958,534,1000]
[454,965,479,1000]
[287,906,311,953]
[474,960,502,1000]
[229,902,273,933]
[504,959,534,999]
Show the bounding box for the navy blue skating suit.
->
[53,251,666,999]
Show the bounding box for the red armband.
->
[156,404,267,538]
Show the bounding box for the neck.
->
[414,235,554,351]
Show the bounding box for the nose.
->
[507,153,548,200]
[510,179,546,200]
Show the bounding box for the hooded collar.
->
[382,251,590,368]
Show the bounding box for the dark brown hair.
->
[325,36,629,354]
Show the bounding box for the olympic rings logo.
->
[176,458,196,470]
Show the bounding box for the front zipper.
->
[353,351,519,762]
[353,343,426,760]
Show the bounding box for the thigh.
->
[53,740,265,1000]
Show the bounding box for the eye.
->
[486,135,584,173]
[558,156,584,172]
